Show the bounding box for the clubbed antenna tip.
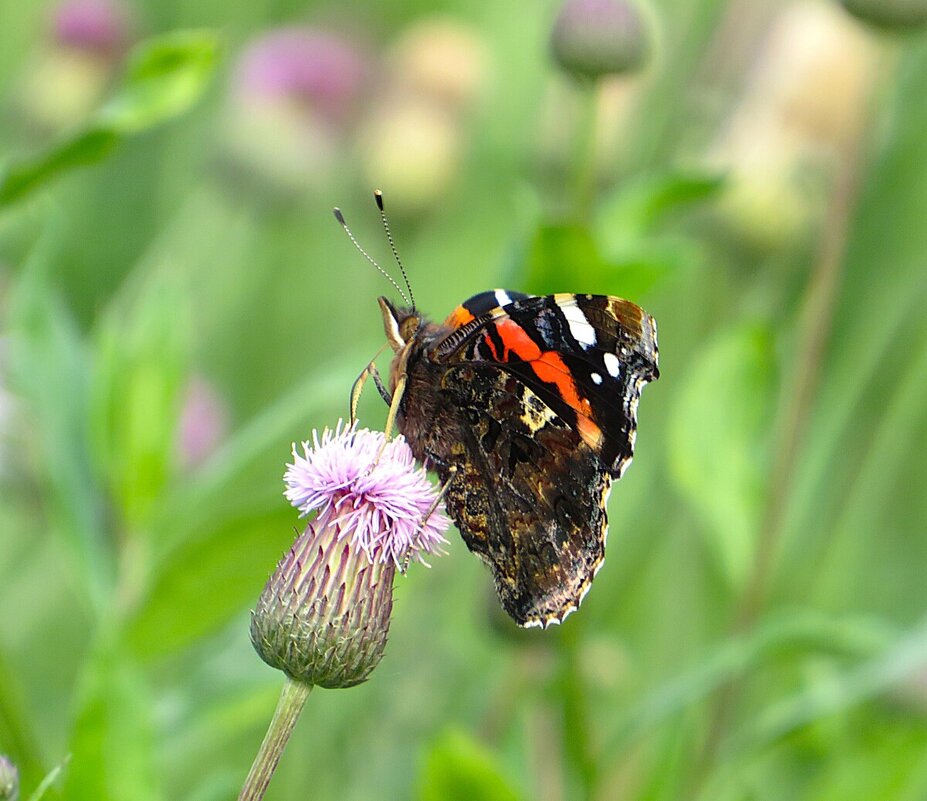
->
[372,190,415,311]
[331,202,411,306]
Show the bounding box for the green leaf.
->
[63,638,159,801]
[6,228,111,606]
[520,222,672,298]
[729,614,927,754]
[0,31,219,208]
[28,755,71,801]
[416,729,524,801]
[0,129,119,206]
[668,323,776,586]
[98,31,220,134]
[595,169,724,254]
[89,271,191,530]
[522,222,606,294]
[126,509,295,659]
[603,611,895,752]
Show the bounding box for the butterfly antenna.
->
[374,189,415,311]
[333,206,411,306]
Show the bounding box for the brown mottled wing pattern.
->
[433,363,610,627]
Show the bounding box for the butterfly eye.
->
[400,315,420,341]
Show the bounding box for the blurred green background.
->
[1,0,927,799]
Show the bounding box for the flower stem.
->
[572,82,601,219]
[238,679,312,801]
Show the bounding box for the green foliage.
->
[0,30,219,207]
[417,730,524,801]
[669,323,775,586]
[1,4,927,801]
[97,31,220,134]
[90,272,191,530]
[64,640,158,801]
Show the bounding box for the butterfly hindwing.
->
[437,363,609,627]
[390,290,658,628]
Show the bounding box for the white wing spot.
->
[604,352,621,378]
[591,372,603,385]
[494,289,513,307]
[560,303,597,349]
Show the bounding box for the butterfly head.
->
[378,296,422,353]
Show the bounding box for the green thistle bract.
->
[250,423,449,689]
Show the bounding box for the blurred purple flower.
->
[233,27,367,127]
[0,755,17,801]
[52,0,132,58]
[177,376,229,470]
[221,27,368,197]
[252,422,449,688]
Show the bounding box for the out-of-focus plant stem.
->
[572,83,601,219]
[238,678,312,801]
[691,50,890,796]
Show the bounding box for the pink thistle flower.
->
[251,423,449,689]
[284,422,449,567]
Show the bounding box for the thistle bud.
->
[221,27,368,198]
[0,756,17,801]
[839,0,927,30]
[251,424,449,688]
[550,0,651,80]
[19,0,133,132]
[53,0,132,59]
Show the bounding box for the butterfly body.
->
[380,290,659,628]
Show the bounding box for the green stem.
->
[572,83,601,220]
[238,679,312,801]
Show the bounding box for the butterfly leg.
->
[400,466,456,573]
[369,370,408,468]
[382,372,406,441]
[350,347,391,423]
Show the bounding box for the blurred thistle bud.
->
[359,18,487,216]
[176,375,229,470]
[360,99,460,215]
[0,755,17,801]
[251,423,449,688]
[709,2,876,252]
[20,0,133,132]
[222,27,368,197]
[550,0,651,80]
[233,28,367,128]
[839,0,927,30]
[53,0,132,59]
[389,17,489,113]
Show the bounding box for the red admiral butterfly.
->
[338,194,659,628]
